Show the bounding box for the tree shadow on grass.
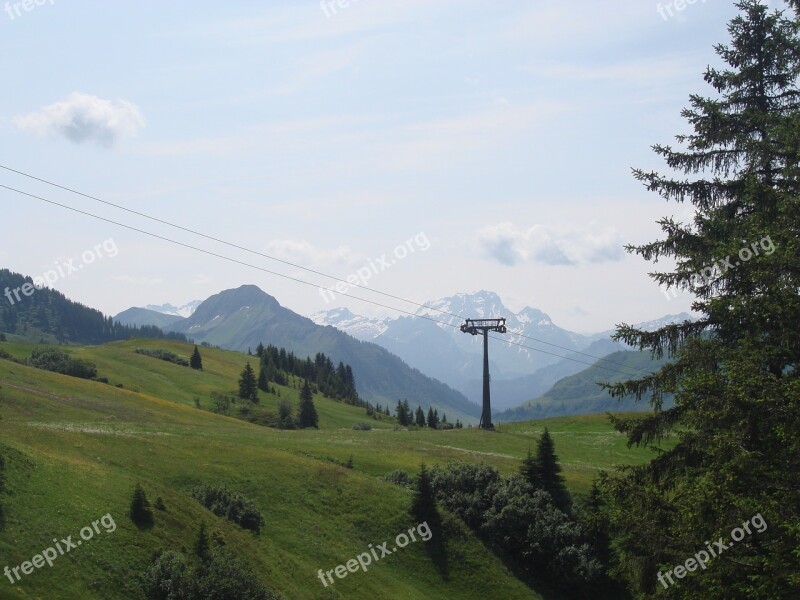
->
[480,540,632,600]
[423,513,450,581]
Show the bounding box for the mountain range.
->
[310,291,690,411]
[114,287,690,422]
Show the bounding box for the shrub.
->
[276,400,294,429]
[134,348,189,367]
[28,348,97,379]
[483,478,601,588]
[352,422,372,431]
[429,461,503,529]
[142,550,196,599]
[210,392,233,416]
[381,469,412,487]
[190,485,264,533]
[143,547,281,600]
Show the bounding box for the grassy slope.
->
[0,339,665,599]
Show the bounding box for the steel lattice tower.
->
[460,318,507,429]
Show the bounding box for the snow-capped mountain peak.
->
[310,308,388,340]
[145,300,202,318]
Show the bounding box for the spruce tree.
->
[238,362,258,402]
[190,345,203,370]
[257,362,269,393]
[535,428,570,512]
[395,400,406,425]
[297,380,318,428]
[130,483,153,528]
[600,2,800,596]
[410,463,438,525]
[519,448,541,490]
[415,406,426,428]
[427,407,437,429]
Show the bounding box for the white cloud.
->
[192,273,213,285]
[263,240,359,268]
[113,275,163,286]
[14,92,145,147]
[477,222,625,267]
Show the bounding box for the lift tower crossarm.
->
[460,318,507,429]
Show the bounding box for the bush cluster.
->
[190,485,264,534]
[429,461,603,596]
[381,469,412,487]
[134,348,189,367]
[27,348,97,379]
[143,547,281,600]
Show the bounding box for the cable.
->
[0,165,650,374]
[0,179,651,379]
[0,164,464,318]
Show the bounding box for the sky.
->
[1,0,786,333]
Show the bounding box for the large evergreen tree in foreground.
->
[600,2,800,597]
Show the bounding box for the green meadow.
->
[0,339,663,599]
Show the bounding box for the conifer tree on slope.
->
[130,483,153,528]
[535,428,571,512]
[415,406,426,428]
[427,407,437,429]
[519,449,541,490]
[190,345,203,370]
[411,463,438,526]
[238,362,258,402]
[599,3,800,596]
[257,361,269,393]
[298,380,319,429]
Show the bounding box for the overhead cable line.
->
[0,174,651,379]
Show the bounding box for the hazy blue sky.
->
[1,1,782,332]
